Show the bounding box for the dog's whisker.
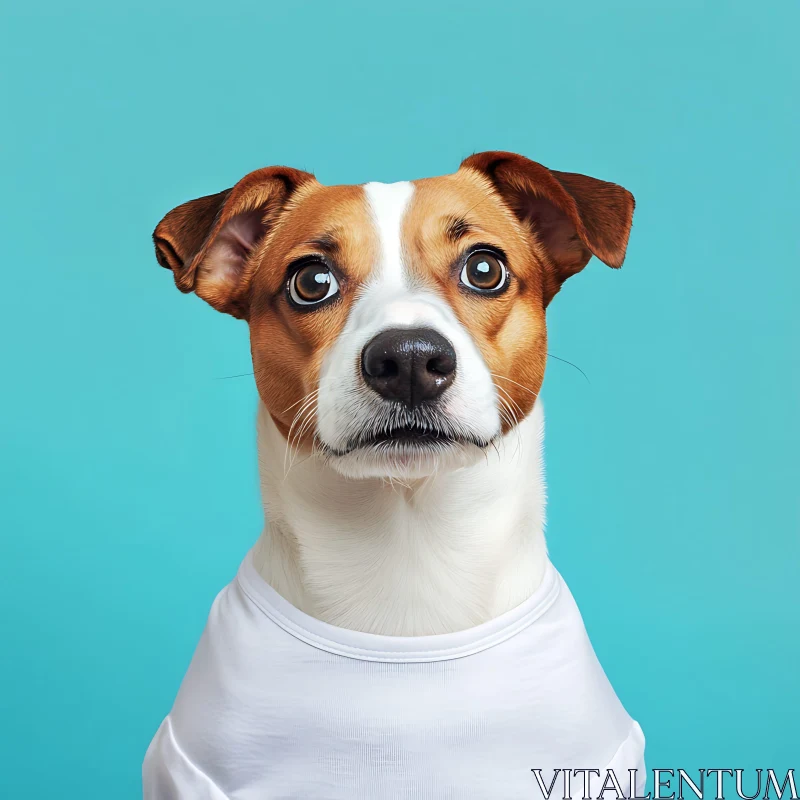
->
[282,388,320,415]
[496,391,525,462]
[214,371,255,380]
[288,401,320,471]
[283,393,321,477]
[546,353,590,384]
[495,384,525,422]
[293,408,319,454]
[490,373,540,399]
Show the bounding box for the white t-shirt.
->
[143,551,645,799]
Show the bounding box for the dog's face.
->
[154,152,633,480]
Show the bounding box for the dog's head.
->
[154,152,634,480]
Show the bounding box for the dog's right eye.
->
[460,250,508,294]
[288,261,340,308]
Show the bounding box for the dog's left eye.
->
[460,251,508,293]
[288,261,340,307]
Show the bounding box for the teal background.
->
[1,1,797,796]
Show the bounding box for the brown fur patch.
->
[403,169,549,430]
[246,183,378,441]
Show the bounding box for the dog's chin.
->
[322,428,491,481]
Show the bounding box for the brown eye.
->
[460,251,507,293]
[288,261,340,307]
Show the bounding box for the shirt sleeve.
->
[143,716,229,800]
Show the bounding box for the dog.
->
[143,152,645,799]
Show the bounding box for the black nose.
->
[361,328,457,407]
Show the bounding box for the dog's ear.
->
[460,151,634,304]
[153,166,316,318]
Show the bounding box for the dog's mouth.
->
[359,424,457,447]
[327,422,490,457]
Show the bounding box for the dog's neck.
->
[252,401,548,636]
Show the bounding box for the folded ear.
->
[460,151,635,304]
[153,166,316,318]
